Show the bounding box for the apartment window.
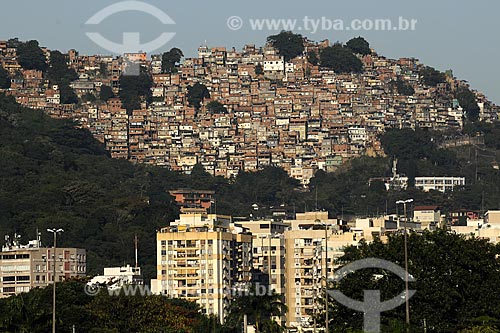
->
[260,224,270,229]
[3,276,15,282]
[16,276,30,281]
[161,241,166,247]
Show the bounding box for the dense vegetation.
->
[457,86,481,122]
[187,82,210,109]
[419,66,446,87]
[0,280,221,333]
[0,66,11,89]
[161,47,183,74]
[320,44,363,73]
[206,101,228,114]
[118,66,153,112]
[16,40,48,72]
[47,50,79,104]
[346,36,371,55]
[392,79,415,96]
[318,230,500,332]
[267,31,305,62]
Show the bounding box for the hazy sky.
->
[2,0,498,103]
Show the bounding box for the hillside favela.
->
[2,10,500,333]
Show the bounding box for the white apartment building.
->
[414,177,465,192]
[0,234,86,298]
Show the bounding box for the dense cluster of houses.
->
[0,38,498,184]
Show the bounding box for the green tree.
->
[224,286,287,333]
[16,40,48,71]
[59,83,78,104]
[161,47,184,74]
[187,82,210,109]
[346,36,371,55]
[255,63,264,76]
[267,31,305,61]
[419,66,446,87]
[99,62,108,77]
[206,100,228,114]
[47,50,78,84]
[307,50,319,65]
[320,44,363,73]
[47,50,79,104]
[99,85,115,102]
[82,92,97,103]
[457,86,480,122]
[323,230,500,332]
[392,79,415,96]
[119,66,153,112]
[0,66,11,89]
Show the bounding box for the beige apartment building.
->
[151,214,252,323]
[0,235,86,298]
[283,212,359,331]
[234,219,288,297]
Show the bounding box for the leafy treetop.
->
[267,31,305,62]
[320,44,363,73]
[161,47,183,74]
[346,36,371,55]
[16,40,48,71]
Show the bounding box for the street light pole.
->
[325,223,329,333]
[47,228,64,333]
[396,199,413,330]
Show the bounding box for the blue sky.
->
[2,0,498,103]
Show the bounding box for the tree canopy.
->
[322,230,500,332]
[457,86,480,122]
[419,66,446,87]
[267,31,305,62]
[224,286,287,332]
[161,47,183,74]
[206,101,228,114]
[0,280,220,332]
[320,44,363,73]
[47,50,79,104]
[187,82,210,109]
[0,66,11,89]
[255,63,264,76]
[16,40,48,71]
[99,85,115,102]
[392,79,415,96]
[346,36,371,55]
[307,50,319,66]
[119,66,153,112]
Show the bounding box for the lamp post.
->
[316,219,329,333]
[47,228,64,333]
[396,199,413,330]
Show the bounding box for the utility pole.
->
[325,223,329,333]
[47,228,64,333]
[134,234,139,269]
[396,199,413,331]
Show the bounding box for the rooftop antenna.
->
[134,234,139,269]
